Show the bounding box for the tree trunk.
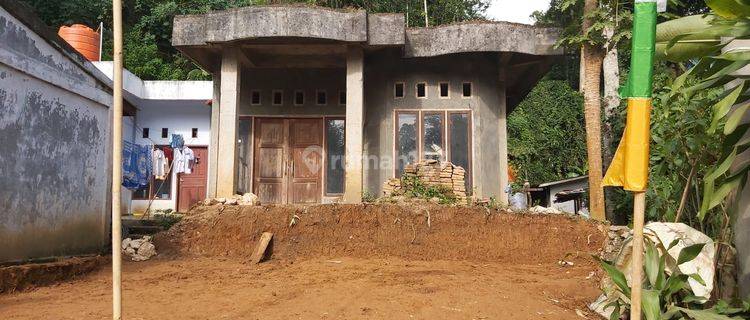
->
[582,0,606,221]
[602,26,620,221]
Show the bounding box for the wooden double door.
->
[253,118,324,204]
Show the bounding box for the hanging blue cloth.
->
[170,134,184,149]
[122,141,152,190]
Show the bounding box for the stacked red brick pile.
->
[382,159,467,202]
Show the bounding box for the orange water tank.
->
[58,24,100,61]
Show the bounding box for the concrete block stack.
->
[382,159,468,203]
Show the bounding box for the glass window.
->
[325,119,345,194]
[422,113,444,161]
[396,112,418,177]
[462,82,472,97]
[449,112,471,193]
[161,128,168,138]
[394,82,405,98]
[132,185,149,199]
[439,82,449,97]
[416,83,426,98]
[142,128,149,138]
[237,118,253,194]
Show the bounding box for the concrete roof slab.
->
[404,22,562,58]
[173,6,367,46]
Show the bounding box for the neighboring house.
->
[537,176,589,214]
[92,62,212,214]
[0,0,129,262]
[172,5,562,204]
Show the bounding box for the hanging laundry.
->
[162,146,173,162]
[174,146,195,174]
[122,141,152,190]
[170,134,184,149]
[153,148,168,180]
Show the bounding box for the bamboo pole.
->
[112,0,123,319]
[629,192,646,320]
[423,0,428,27]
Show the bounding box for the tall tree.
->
[580,0,607,220]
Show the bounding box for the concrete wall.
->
[363,50,504,199]
[239,68,346,116]
[0,6,111,262]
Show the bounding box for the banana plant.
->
[600,238,749,319]
[655,1,750,221]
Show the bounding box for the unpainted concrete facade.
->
[0,2,112,263]
[173,5,561,204]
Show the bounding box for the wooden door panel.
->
[259,121,284,145]
[291,182,319,204]
[291,146,321,179]
[257,183,284,204]
[258,148,284,178]
[178,147,208,212]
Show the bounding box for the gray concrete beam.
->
[404,22,561,58]
[343,45,364,203]
[498,55,510,205]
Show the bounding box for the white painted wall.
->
[92,61,213,214]
[130,100,211,213]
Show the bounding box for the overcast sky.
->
[484,0,551,24]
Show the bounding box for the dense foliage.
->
[508,80,588,185]
[20,0,489,80]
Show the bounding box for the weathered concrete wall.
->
[239,68,346,116]
[405,22,561,58]
[363,50,504,199]
[0,5,111,262]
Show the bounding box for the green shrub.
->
[399,174,458,205]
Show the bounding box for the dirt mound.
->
[0,256,106,293]
[155,204,607,265]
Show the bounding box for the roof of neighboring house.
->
[538,175,589,188]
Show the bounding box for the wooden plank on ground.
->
[251,232,273,264]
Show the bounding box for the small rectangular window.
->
[161,128,168,138]
[251,90,261,105]
[339,90,346,105]
[462,82,472,97]
[416,82,427,98]
[142,128,149,138]
[272,90,283,105]
[191,128,198,138]
[394,82,405,98]
[316,90,327,105]
[294,90,305,106]
[439,82,449,98]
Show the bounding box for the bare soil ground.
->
[0,204,609,319]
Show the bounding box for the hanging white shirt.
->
[152,149,167,179]
[174,147,195,174]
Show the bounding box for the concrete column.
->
[206,76,221,198]
[343,45,364,203]
[498,58,510,205]
[216,48,241,197]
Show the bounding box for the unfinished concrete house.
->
[172,5,561,204]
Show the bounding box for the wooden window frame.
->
[323,117,346,196]
[392,110,473,182]
[447,111,473,194]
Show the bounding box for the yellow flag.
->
[603,98,652,192]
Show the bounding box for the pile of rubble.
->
[203,193,260,206]
[382,159,467,203]
[600,225,631,262]
[122,236,157,261]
